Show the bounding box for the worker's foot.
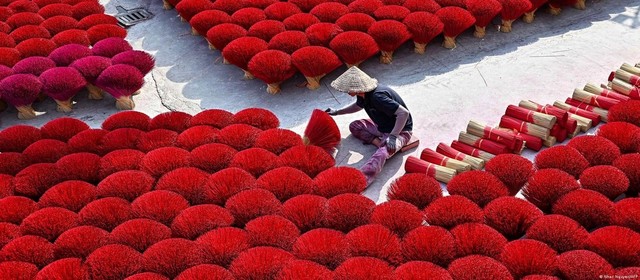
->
[371,137,383,148]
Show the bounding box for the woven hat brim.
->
[330,67,378,93]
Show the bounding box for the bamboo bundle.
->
[505,105,556,128]
[621,63,640,76]
[499,115,550,139]
[519,100,569,125]
[565,98,608,122]
[573,88,620,110]
[583,83,630,102]
[553,101,600,127]
[611,69,640,87]
[458,132,510,155]
[436,143,485,170]
[420,148,471,173]
[405,156,457,183]
[467,120,525,153]
[608,78,640,100]
[543,135,557,147]
[507,130,543,151]
[451,140,495,162]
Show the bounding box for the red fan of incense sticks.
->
[583,83,630,102]
[402,11,443,54]
[451,140,496,162]
[405,155,456,183]
[466,120,525,153]
[329,31,379,67]
[523,0,549,23]
[367,20,411,64]
[435,6,475,49]
[303,109,341,154]
[0,74,42,119]
[436,143,485,170]
[247,50,297,94]
[420,148,471,173]
[465,0,502,38]
[496,0,532,32]
[39,67,87,112]
[499,115,550,139]
[291,46,343,90]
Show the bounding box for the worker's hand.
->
[325,108,339,116]
[386,134,398,154]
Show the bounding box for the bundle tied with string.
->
[523,0,549,23]
[451,140,495,162]
[621,63,640,76]
[607,78,640,100]
[507,129,543,151]
[405,155,456,183]
[573,88,620,110]
[549,124,568,143]
[583,83,630,102]
[303,109,341,154]
[610,69,640,87]
[565,98,609,122]
[458,132,510,155]
[291,46,342,90]
[518,100,579,134]
[436,143,485,170]
[420,148,471,173]
[499,115,550,140]
[553,101,597,130]
[467,120,525,154]
[402,11,443,54]
[505,105,556,128]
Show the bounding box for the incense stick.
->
[420,148,471,173]
[499,115,550,139]
[466,120,525,153]
[583,83,630,102]
[565,98,608,122]
[458,131,510,155]
[553,101,600,126]
[572,88,619,110]
[621,63,640,76]
[609,78,640,99]
[451,141,495,162]
[405,156,457,183]
[436,143,485,170]
[505,105,556,128]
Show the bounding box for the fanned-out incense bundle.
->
[458,132,510,155]
[329,31,379,67]
[247,50,297,94]
[466,120,525,153]
[523,0,549,23]
[610,69,640,87]
[547,0,578,15]
[291,46,343,90]
[405,155,456,183]
[505,105,556,128]
[402,11,444,54]
[499,115,550,139]
[436,143,485,170]
[496,0,532,33]
[367,19,412,64]
[420,148,471,173]
[553,101,600,127]
[572,88,620,110]
[451,140,495,162]
[465,0,502,38]
[608,78,640,100]
[565,98,608,122]
[435,6,475,49]
[583,83,630,102]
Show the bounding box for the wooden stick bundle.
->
[436,143,485,170]
[573,88,620,110]
[405,156,457,183]
[543,136,557,147]
[499,115,550,139]
[451,141,495,162]
[611,69,640,87]
[510,130,543,151]
[466,120,525,153]
[608,78,640,100]
[505,105,556,128]
[553,101,600,127]
[583,83,630,102]
[565,98,608,122]
[458,132,510,155]
[420,148,471,173]
[519,100,569,125]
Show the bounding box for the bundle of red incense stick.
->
[553,101,600,127]
[436,143,485,170]
[583,83,630,102]
[565,98,609,122]
[572,88,620,110]
[420,148,471,173]
[505,105,556,128]
[451,140,495,162]
[458,131,510,155]
[499,115,550,140]
[405,155,456,183]
[519,100,580,138]
[608,78,640,100]
[466,120,525,154]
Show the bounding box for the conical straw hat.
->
[330,66,378,93]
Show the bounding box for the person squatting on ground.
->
[326,66,413,185]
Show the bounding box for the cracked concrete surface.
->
[0,0,639,203]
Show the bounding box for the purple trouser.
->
[349,119,412,184]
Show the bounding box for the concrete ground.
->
[1,0,639,204]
